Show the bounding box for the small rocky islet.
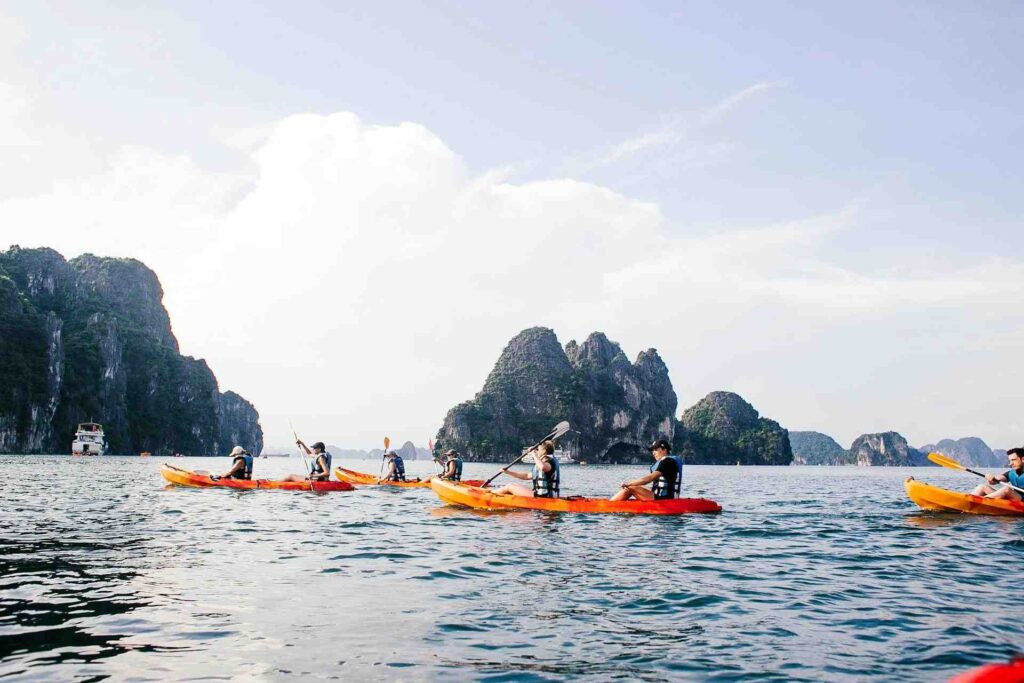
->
[0,245,1002,464]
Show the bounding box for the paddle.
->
[290,421,315,492]
[482,421,571,488]
[379,436,391,482]
[927,452,1024,495]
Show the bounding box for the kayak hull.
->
[947,659,1024,683]
[429,478,721,515]
[333,467,484,488]
[161,464,355,492]
[905,478,1024,516]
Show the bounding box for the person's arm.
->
[296,439,312,456]
[505,468,532,481]
[222,459,243,478]
[987,471,1010,484]
[620,471,660,490]
[378,461,394,483]
[312,454,328,480]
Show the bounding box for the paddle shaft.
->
[968,468,1024,495]
[290,421,315,492]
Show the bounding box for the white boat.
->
[72,422,106,456]
[521,445,577,464]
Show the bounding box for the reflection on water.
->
[0,456,1022,681]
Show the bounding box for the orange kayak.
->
[905,478,1024,516]
[333,467,484,488]
[948,658,1024,682]
[161,464,355,492]
[429,478,721,515]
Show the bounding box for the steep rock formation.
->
[435,328,676,463]
[789,431,852,465]
[919,437,1003,468]
[674,391,792,465]
[0,245,262,455]
[848,432,928,466]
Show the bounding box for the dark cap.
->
[444,449,459,457]
[311,441,326,451]
[647,439,671,453]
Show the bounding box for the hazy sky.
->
[2,2,1022,451]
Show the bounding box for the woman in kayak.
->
[381,449,419,482]
[220,446,253,480]
[283,440,332,482]
[437,449,464,481]
[610,439,682,501]
[971,447,1024,500]
[492,440,559,498]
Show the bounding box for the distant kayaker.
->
[437,449,464,482]
[283,440,332,482]
[220,446,253,480]
[381,449,419,483]
[492,440,560,498]
[611,439,682,501]
[970,447,1024,501]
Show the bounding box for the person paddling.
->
[491,440,559,498]
[611,439,682,501]
[435,449,464,482]
[970,447,1024,501]
[283,440,332,482]
[219,446,253,480]
[380,449,420,483]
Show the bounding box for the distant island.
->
[0,246,262,456]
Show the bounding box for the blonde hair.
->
[540,440,555,455]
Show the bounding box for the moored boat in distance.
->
[72,422,105,456]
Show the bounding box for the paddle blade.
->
[928,452,965,471]
[549,421,571,441]
[384,436,390,450]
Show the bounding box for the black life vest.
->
[386,456,406,481]
[532,456,560,498]
[310,452,332,478]
[229,453,253,480]
[651,455,683,499]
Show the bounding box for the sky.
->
[1,1,1022,451]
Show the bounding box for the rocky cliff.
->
[789,431,852,465]
[435,328,676,463]
[919,437,1003,468]
[674,391,792,465]
[0,246,262,455]
[848,432,928,466]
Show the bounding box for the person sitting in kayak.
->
[380,450,420,483]
[220,446,253,480]
[971,447,1024,501]
[437,449,464,481]
[492,440,560,498]
[611,439,682,501]
[282,440,332,482]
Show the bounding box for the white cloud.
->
[2,107,1022,450]
[699,80,789,126]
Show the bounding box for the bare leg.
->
[972,484,997,496]
[986,486,1023,501]
[281,474,309,482]
[491,483,535,497]
[611,485,654,501]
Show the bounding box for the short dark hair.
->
[1008,447,1024,458]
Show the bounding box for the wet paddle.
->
[927,452,1024,495]
[482,421,571,488]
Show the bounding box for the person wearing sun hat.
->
[220,446,253,480]
[609,438,683,501]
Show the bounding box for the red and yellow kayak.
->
[333,467,485,488]
[429,478,721,515]
[161,464,355,492]
[947,658,1024,682]
[905,478,1024,516]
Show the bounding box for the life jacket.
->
[310,451,332,478]
[230,453,254,480]
[532,456,560,498]
[443,457,463,481]
[1007,467,1024,490]
[651,455,683,500]
[386,456,406,481]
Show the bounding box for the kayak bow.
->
[429,478,721,515]
[161,464,355,492]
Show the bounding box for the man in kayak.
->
[492,440,559,498]
[971,447,1024,500]
[610,439,682,501]
[219,446,253,480]
[282,440,332,482]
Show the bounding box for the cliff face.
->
[920,437,1003,468]
[790,431,852,465]
[435,328,677,463]
[675,391,792,465]
[0,246,262,455]
[849,432,928,466]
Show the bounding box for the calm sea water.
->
[1,456,1021,682]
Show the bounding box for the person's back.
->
[225,446,253,480]
[651,455,681,499]
[385,452,406,481]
